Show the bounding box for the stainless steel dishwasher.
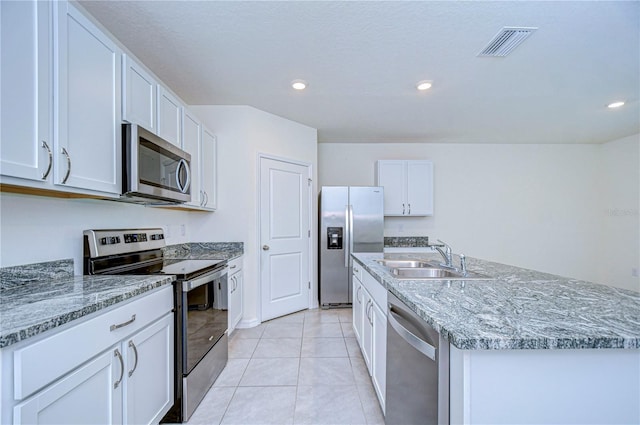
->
[385,292,449,425]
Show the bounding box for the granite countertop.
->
[352,252,640,350]
[0,272,173,348]
[0,242,244,349]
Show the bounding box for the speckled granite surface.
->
[0,272,174,348]
[0,259,74,290]
[353,252,640,350]
[384,236,430,247]
[1,242,242,349]
[164,242,243,261]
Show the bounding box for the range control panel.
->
[84,228,166,257]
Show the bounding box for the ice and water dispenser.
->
[327,227,343,249]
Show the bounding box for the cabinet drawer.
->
[352,262,364,283]
[227,256,243,275]
[363,271,387,314]
[14,286,172,400]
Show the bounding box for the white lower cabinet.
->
[352,262,387,412]
[14,350,118,424]
[228,256,244,332]
[3,286,174,425]
[124,314,174,425]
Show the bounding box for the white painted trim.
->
[256,153,314,322]
[235,318,261,329]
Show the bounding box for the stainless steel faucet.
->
[435,239,454,268]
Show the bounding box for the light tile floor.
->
[185,308,385,425]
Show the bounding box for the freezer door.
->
[319,187,350,305]
[349,186,384,253]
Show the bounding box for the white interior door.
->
[260,156,311,321]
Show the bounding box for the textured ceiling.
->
[79,1,639,144]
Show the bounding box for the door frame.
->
[256,153,314,322]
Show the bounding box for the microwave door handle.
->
[176,159,190,193]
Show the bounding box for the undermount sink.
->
[375,259,433,268]
[390,267,493,281]
[376,257,492,280]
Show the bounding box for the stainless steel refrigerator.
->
[319,186,384,307]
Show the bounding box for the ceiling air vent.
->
[478,27,537,57]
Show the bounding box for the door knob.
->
[262,245,270,251]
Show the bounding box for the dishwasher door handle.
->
[388,305,436,360]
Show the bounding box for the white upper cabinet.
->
[55,1,121,194]
[122,54,157,133]
[200,127,217,210]
[182,109,202,207]
[0,0,52,182]
[376,160,433,216]
[157,86,183,147]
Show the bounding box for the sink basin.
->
[375,259,433,268]
[391,267,493,280]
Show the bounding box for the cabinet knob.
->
[262,245,270,251]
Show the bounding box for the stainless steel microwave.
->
[122,123,191,204]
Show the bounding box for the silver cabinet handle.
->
[262,245,270,251]
[230,264,237,269]
[60,147,71,184]
[408,203,411,215]
[199,190,205,206]
[110,314,136,331]
[204,191,209,207]
[356,286,362,303]
[41,141,52,180]
[388,305,436,360]
[176,158,190,193]
[402,203,405,215]
[128,340,138,377]
[114,349,124,389]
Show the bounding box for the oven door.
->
[181,267,228,374]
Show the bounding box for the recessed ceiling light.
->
[291,79,307,90]
[607,101,625,109]
[416,80,433,91]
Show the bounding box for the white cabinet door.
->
[371,300,387,412]
[125,313,173,425]
[157,86,182,147]
[13,350,121,425]
[361,290,373,370]
[122,54,157,133]
[183,110,202,207]
[200,127,217,210]
[376,160,405,215]
[228,271,243,332]
[0,0,52,183]
[55,1,121,194]
[352,276,363,344]
[376,160,434,216]
[406,160,434,216]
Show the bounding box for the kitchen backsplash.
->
[0,259,74,290]
[164,242,244,260]
[384,236,430,248]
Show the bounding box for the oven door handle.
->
[182,267,227,292]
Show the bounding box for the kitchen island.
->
[353,252,640,424]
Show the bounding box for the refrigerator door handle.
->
[348,205,354,266]
[344,205,350,267]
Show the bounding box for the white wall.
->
[598,134,640,291]
[0,194,192,274]
[190,105,318,325]
[318,136,640,291]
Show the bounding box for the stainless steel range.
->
[83,228,228,423]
